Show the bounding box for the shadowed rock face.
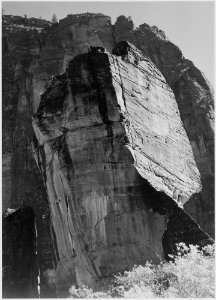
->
[2,15,56,298]
[33,42,212,296]
[2,13,214,298]
[2,207,38,298]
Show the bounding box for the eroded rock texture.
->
[2,13,214,298]
[114,16,215,236]
[33,42,212,296]
[2,15,56,297]
[30,13,116,111]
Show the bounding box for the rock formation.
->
[2,13,214,298]
[114,16,214,236]
[3,207,38,298]
[32,42,212,296]
[2,15,56,298]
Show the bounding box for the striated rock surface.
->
[114,16,215,236]
[111,42,201,201]
[2,12,214,297]
[3,13,214,239]
[33,42,212,296]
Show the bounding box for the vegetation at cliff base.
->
[69,243,215,298]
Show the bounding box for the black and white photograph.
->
[1,0,215,298]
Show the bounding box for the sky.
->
[2,1,215,85]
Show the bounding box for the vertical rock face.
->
[33,43,212,296]
[2,13,214,297]
[2,15,56,297]
[3,207,38,298]
[114,16,214,236]
[30,13,116,111]
[3,14,214,239]
[111,42,201,201]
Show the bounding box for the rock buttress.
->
[33,43,212,296]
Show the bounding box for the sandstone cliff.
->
[2,15,56,298]
[114,16,214,235]
[2,13,214,298]
[32,42,212,296]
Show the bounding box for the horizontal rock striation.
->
[33,43,212,296]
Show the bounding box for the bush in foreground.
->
[69,243,215,298]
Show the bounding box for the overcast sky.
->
[2,1,215,85]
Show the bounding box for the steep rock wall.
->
[2,13,214,297]
[114,16,214,236]
[3,14,214,240]
[30,13,116,111]
[33,43,212,296]
[3,207,38,298]
[2,13,116,297]
[2,15,56,297]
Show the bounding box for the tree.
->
[24,14,27,18]
[51,13,58,23]
[69,243,215,298]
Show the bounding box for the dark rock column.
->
[2,17,57,298]
[2,207,38,298]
